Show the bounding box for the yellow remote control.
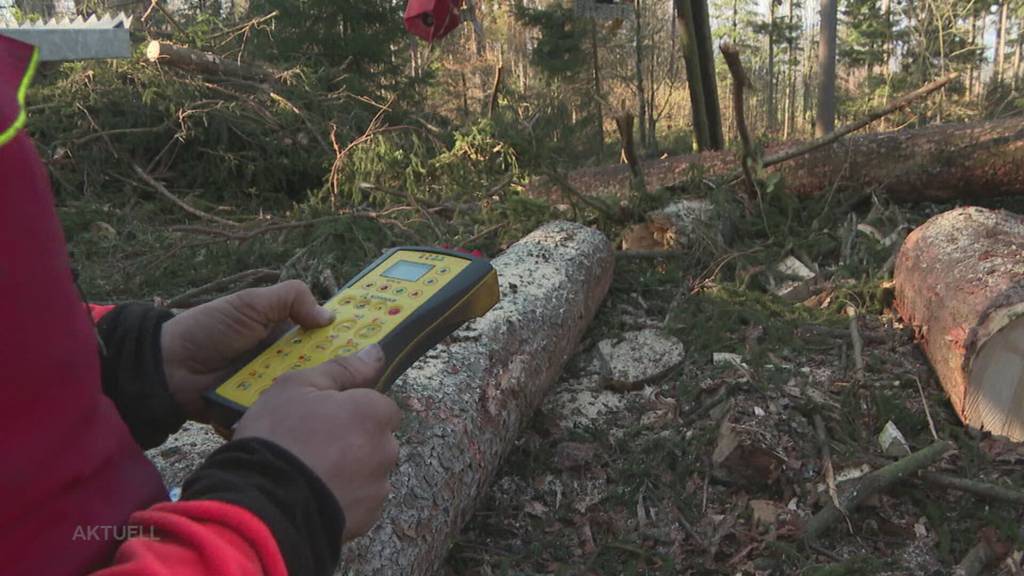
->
[205,247,500,428]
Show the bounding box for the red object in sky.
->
[404,0,463,41]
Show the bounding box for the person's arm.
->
[93,438,344,576]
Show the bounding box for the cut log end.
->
[145,40,163,62]
[895,206,1024,441]
[967,309,1024,439]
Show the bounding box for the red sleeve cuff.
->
[87,303,116,323]
[96,500,288,576]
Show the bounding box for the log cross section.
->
[895,207,1024,440]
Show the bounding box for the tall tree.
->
[997,0,1009,83]
[815,0,838,136]
[634,0,649,148]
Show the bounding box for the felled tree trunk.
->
[145,41,278,82]
[147,221,614,575]
[339,221,613,573]
[894,207,1024,441]
[532,118,1024,203]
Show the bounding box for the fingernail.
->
[318,306,335,324]
[356,343,384,365]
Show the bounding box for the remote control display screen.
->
[381,260,433,282]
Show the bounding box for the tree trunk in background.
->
[634,0,649,149]
[1014,23,1023,91]
[815,0,838,136]
[783,0,796,140]
[691,0,724,149]
[969,12,978,100]
[590,20,605,153]
[463,0,486,58]
[997,1,1008,84]
[676,0,712,151]
[767,0,777,134]
[979,13,988,103]
[531,118,1024,205]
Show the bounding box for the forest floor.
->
[442,229,1024,576]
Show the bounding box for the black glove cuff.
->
[96,303,184,449]
[181,437,345,576]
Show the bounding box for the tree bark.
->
[815,0,838,136]
[997,1,1009,84]
[633,0,649,149]
[145,41,277,82]
[691,0,724,149]
[529,118,1024,204]
[591,19,605,153]
[767,0,777,134]
[895,207,1024,441]
[675,0,711,151]
[148,222,615,576]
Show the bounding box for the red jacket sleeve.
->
[93,501,287,576]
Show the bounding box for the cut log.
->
[529,118,1024,203]
[894,207,1024,440]
[147,220,615,575]
[145,41,278,82]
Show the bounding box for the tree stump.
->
[894,206,1024,440]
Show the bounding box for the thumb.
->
[302,344,386,391]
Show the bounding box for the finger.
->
[302,344,386,391]
[232,280,333,329]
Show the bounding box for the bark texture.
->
[147,221,615,575]
[530,118,1024,204]
[894,207,1024,440]
[145,41,277,82]
[339,221,613,574]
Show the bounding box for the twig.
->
[679,384,734,427]
[164,268,281,308]
[543,169,624,222]
[67,124,169,147]
[761,72,958,169]
[464,223,504,246]
[616,249,686,259]
[209,10,280,41]
[719,42,759,202]
[803,440,954,541]
[845,305,865,380]
[915,376,939,441]
[813,413,851,534]
[131,164,239,227]
[919,472,1024,505]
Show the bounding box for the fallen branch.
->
[803,440,954,541]
[132,164,239,227]
[719,42,758,201]
[146,41,279,82]
[919,471,1024,505]
[812,414,846,528]
[845,305,865,380]
[533,73,975,203]
[164,268,281,308]
[761,71,958,169]
[543,169,624,222]
[615,249,686,259]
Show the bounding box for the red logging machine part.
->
[404,0,463,41]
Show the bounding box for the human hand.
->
[234,345,401,542]
[161,280,335,421]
